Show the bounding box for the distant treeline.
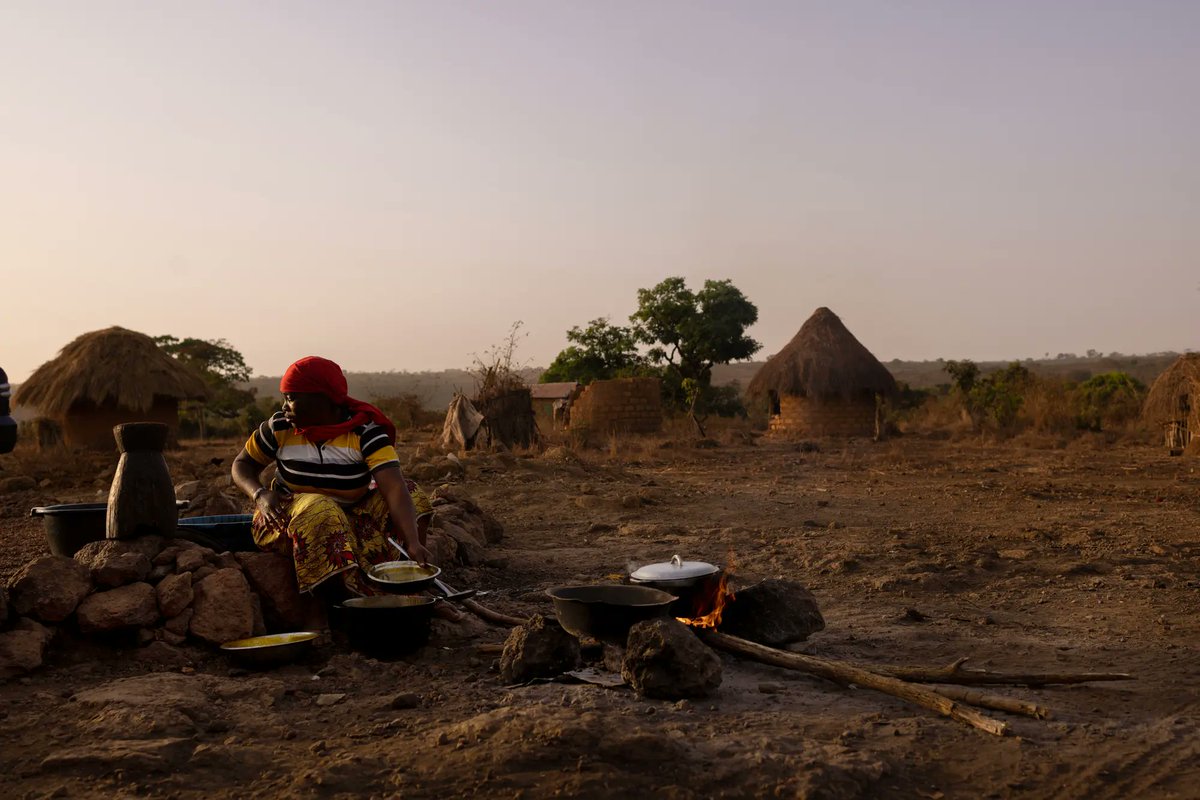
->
[242,367,544,413]
[237,353,1183,412]
[713,352,1183,394]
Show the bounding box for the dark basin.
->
[547,584,677,645]
[31,501,189,557]
[176,514,256,552]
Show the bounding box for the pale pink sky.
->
[2,1,1196,383]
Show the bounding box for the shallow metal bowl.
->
[219,631,320,668]
[547,584,677,645]
[365,560,441,594]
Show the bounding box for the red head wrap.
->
[279,356,396,445]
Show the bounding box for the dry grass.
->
[1021,380,1075,433]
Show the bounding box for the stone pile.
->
[0,488,503,679]
[0,537,299,680]
[424,486,504,567]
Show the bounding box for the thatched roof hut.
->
[1142,353,1200,451]
[14,326,208,449]
[748,307,896,437]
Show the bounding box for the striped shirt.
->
[244,412,400,504]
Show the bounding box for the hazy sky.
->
[3,1,1197,385]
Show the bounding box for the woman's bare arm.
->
[373,464,432,565]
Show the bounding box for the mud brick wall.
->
[768,395,875,437]
[62,399,182,451]
[570,378,662,434]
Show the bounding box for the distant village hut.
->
[1142,353,1200,452]
[530,382,580,430]
[569,377,662,435]
[747,307,897,438]
[474,388,537,449]
[13,326,208,450]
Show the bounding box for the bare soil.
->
[1,433,1198,799]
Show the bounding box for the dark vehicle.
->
[0,367,16,454]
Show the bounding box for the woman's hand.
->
[405,539,434,567]
[255,488,287,529]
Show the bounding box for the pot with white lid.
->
[628,554,724,618]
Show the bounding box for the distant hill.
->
[243,367,544,413]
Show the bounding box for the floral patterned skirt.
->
[252,482,432,596]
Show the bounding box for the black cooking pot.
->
[628,555,724,618]
[547,584,676,645]
[332,595,437,657]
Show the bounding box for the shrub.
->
[1072,372,1145,431]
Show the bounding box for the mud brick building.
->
[569,377,662,435]
[748,308,896,438]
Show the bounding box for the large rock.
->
[189,569,256,645]
[175,549,207,573]
[0,618,54,679]
[153,546,182,567]
[75,537,166,573]
[717,579,825,646]
[164,608,193,637]
[174,480,205,502]
[76,583,160,633]
[425,531,457,568]
[622,618,722,699]
[499,614,579,684]
[477,510,504,544]
[433,505,487,546]
[7,556,92,623]
[234,552,304,630]
[0,475,36,492]
[439,522,486,565]
[156,572,194,619]
[94,552,152,589]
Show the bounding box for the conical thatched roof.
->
[747,307,897,399]
[1142,353,1200,421]
[14,326,209,415]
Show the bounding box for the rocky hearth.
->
[0,487,502,679]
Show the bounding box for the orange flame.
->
[677,552,737,629]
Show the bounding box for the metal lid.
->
[630,554,719,581]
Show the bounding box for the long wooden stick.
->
[870,657,1133,687]
[926,685,1051,720]
[462,598,527,627]
[700,631,1010,737]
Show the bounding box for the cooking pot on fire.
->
[629,555,724,618]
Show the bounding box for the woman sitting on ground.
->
[231,356,433,603]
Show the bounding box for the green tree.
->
[155,336,256,438]
[629,277,761,407]
[943,360,980,395]
[944,360,1031,429]
[1073,372,1145,431]
[973,362,1032,428]
[541,318,644,384]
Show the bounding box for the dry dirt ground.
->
[1,432,1198,799]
